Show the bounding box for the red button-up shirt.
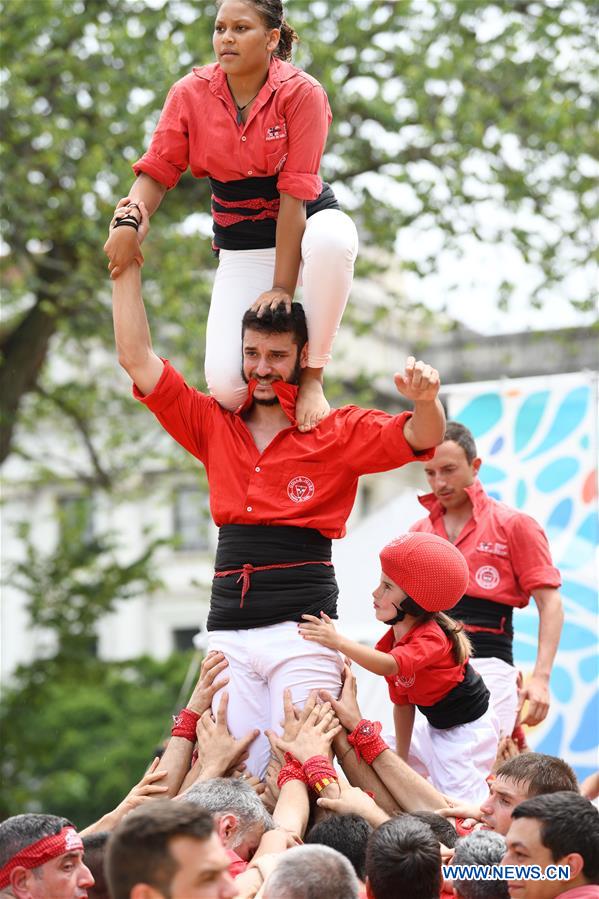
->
[375,619,467,707]
[134,361,434,539]
[133,57,331,201]
[410,480,561,608]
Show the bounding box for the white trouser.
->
[205,208,359,410]
[470,657,519,738]
[408,705,500,805]
[207,621,344,779]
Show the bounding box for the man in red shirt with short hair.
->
[410,421,563,739]
[112,204,446,776]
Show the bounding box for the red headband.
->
[0,826,83,888]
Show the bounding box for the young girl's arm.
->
[251,193,306,316]
[299,613,398,677]
[393,704,415,762]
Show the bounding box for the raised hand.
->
[196,692,260,780]
[394,355,440,404]
[187,650,230,716]
[319,663,362,732]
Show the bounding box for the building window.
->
[57,494,94,544]
[173,485,209,551]
[173,628,200,652]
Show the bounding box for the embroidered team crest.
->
[266,122,287,141]
[287,476,315,503]
[394,673,416,688]
[475,565,500,590]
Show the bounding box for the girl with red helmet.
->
[299,532,500,803]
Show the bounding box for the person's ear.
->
[266,28,280,53]
[559,851,584,881]
[218,813,238,843]
[10,867,33,899]
[300,342,309,368]
[472,457,482,476]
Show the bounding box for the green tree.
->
[0,522,196,825]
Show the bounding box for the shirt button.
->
[247,506,253,512]
[241,135,247,142]
[255,466,261,472]
[247,170,253,175]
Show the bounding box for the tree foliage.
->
[1,0,597,470]
[1,521,194,825]
[0,651,194,826]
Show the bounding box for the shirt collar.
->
[235,378,298,425]
[417,477,488,521]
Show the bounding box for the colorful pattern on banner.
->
[448,372,598,780]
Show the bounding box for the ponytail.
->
[276,18,299,61]
[434,611,472,666]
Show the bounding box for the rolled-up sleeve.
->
[133,83,190,189]
[507,514,562,593]
[339,408,436,475]
[276,82,331,200]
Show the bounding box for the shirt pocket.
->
[278,460,328,508]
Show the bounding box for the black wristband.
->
[113,216,140,231]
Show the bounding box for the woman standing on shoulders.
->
[104,0,358,431]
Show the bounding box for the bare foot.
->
[296,378,330,432]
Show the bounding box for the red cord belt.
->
[214,560,333,608]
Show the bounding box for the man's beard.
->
[241,351,302,405]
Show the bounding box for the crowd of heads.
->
[1,747,597,899]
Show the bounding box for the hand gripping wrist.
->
[347,719,389,765]
[171,707,200,742]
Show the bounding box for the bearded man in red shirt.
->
[111,203,446,776]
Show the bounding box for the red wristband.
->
[277,752,308,789]
[302,755,338,794]
[347,719,389,765]
[171,708,200,742]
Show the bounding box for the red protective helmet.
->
[379,532,469,612]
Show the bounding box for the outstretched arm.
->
[396,355,445,451]
[299,613,398,677]
[111,201,164,395]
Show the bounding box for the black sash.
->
[210,176,340,251]
[453,595,514,666]
[417,663,490,729]
[207,524,338,631]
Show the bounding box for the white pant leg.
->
[427,707,500,805]
[470,657,519,738]
[208,622,344,779]
[207,628,271,777]
[205,248,276,411]
[300,209,359,369]
[408,706,500,804]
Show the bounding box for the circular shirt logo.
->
[475,565,500,590]
[287,476,315,504]
[394,673,416,688]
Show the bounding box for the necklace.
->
[229,84,261,125]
